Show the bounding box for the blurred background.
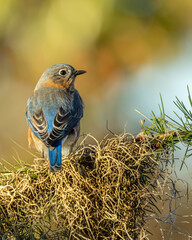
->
[0,0,192,238]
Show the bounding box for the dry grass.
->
[0,134,187,239]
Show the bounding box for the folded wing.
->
[27,106,82,150]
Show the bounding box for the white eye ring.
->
[59,69,67,76]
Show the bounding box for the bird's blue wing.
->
[47,91,84,147]
[26,88,83,149]
[26,107,52,148]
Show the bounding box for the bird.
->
[26,64,86,172]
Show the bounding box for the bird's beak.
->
[75,70,86,76]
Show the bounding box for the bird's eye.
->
[59,69,67,76]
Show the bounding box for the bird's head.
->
[35,64,86,91]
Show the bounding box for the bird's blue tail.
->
[48,143,62,172]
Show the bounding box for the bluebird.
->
[26,64,86,172]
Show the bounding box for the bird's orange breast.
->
[43,78,64,88]
[40,77,72,89]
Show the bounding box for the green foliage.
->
[139,86,192,169]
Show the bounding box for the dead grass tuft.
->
[0,134,180,239]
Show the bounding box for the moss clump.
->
[0,134,165,239]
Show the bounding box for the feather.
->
[48,142,62,171]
